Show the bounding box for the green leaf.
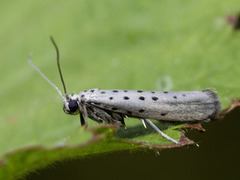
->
[1,0,240,179]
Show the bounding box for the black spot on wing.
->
[152,97,158,101]
[161,113,168,116]
[139,96,145,101]
[123,96,129,100]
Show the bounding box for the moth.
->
[29,37,222,144]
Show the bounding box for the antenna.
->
[28,54,65,101]
[50,36,68,97]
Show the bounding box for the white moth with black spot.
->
[29,37,222,145]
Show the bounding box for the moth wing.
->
[81,89,221,122]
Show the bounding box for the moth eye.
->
[68,100,79,112]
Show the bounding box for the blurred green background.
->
[0,0,240,179]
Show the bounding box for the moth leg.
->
[80,113,85,126]
[202,119,210,123]
[144,119,180,145]
[140,119,148,129]
[82,105,88,128]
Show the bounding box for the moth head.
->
[63,94,80,115]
